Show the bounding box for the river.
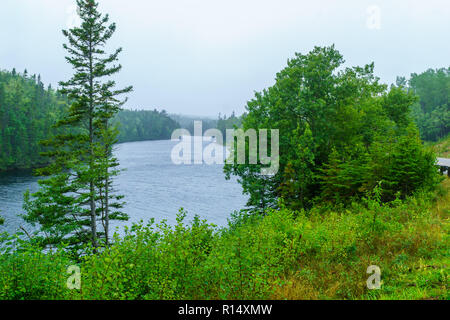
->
[0,139,248,235]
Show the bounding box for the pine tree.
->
[23,0,132,252]
[380,127,441,200]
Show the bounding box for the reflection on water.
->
[0,139,248,235]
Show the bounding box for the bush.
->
[0,182,448,300]
[0,238,71,300]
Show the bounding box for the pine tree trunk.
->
[104,122,110,246]
[89,117,98,249]
[88,37,98,249]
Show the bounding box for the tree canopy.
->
[225,46,441,212]
[0,69,180,173]
[407,68,449,141]
[0,69,68,171]
[115,109,179,143]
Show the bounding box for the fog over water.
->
[0,139,248,235]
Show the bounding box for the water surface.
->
[0,139,248,235]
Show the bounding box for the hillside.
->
[0,69,181,172]
[114,109,180,143]
[0,69,68,171]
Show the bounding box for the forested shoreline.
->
[0,69,183,172]
[0,68,248,172]
[0,69,68,172]
[0,0,448,301]
[115,109,179,143]
[1,66,447,173]
[1,47,448,299]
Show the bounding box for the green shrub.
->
[0,239,71,300]
[0,183,447,300]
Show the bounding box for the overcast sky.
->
[1,0,449,117]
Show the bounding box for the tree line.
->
[225,46,443,212]
[114,109,179,143]
[403,68,449,142]
[0,66,247,172]
[0,69,69,171]
[0,73,181,172]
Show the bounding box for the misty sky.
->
[1,0,449,117]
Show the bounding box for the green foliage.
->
[382,84,418,129]
[319,148,371,204]
[23,0,132,252]
[225,46,440,210]
[320,127,442,203]
[114,109,179,143]
[0,70,68,171]
[371,128,443,200]
[0,183,447,300]
[407,68,450,141]
[0,235,72,300]
[217,111,244,138]
[279,124,315,210]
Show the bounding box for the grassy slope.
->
[0,181,448,300]
[272,178,449,300]
[427,135,450,158]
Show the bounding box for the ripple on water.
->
[0,140,248,235]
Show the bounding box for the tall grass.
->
[0,180,448,300]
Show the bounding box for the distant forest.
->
[0,66,447,172]
[115,109,179,143]
[404,68,449,141]
[170,112,243,138]
[0,69,67,171]
[0,69,178,171]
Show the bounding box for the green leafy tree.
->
[23,0,132,251]
[226,46,439,211]
[408,68,449,141]
[217,112,244,138]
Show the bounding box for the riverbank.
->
[1,178,447,300]
[0,139,247,236]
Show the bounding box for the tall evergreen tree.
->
[23,0,132,251]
